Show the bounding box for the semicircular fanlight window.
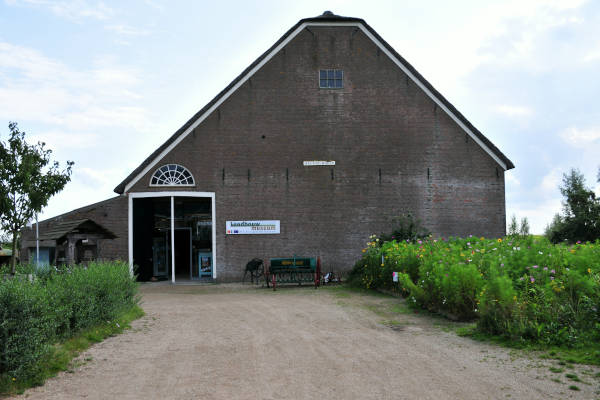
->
[150,164,195,186]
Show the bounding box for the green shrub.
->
[0,278,56,378]
[378,213,430,244]
[0,261,138,380]
[348,235,600,345]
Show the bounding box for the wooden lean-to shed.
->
[31,219,117,265]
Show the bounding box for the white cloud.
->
[560,126,600,147]
[0,41,150,131]
[505,171,520,186]
[105,24,151,37]
[494,105,533,118]
[406,0,590,98]
[540,168,564,193]
[28,130,99,150]
[4,0,114,21]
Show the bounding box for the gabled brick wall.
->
[124,26,506,280]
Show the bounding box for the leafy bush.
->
[378,213,430,244]
[0,261,138,380]
[348,235,600,345]
[0,277,57,378]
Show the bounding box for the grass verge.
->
[455,324,600,367]
[0,305,144,397]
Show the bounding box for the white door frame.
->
[128,191,217,282]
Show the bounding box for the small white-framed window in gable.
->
[319,69,343,88]
[150,164,195,186]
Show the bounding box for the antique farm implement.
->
[266,256,321,290]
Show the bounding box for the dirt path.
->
[17,284,600,399]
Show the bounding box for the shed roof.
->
[114,11,514,194]
[38,219,117,241]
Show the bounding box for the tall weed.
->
[348,235,600,345]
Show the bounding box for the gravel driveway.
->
[16,284,600,399]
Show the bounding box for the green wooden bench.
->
[267,256,321,290]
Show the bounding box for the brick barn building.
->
[21,12,514,282]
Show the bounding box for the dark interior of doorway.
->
[133,197,168,281]
[132,196,212,282]
[174,229,190,280]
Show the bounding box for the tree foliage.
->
[546,169,600,243]
[0,122,73,273]
[507,214,530,237]
[379,212,430,244]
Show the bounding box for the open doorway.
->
[173,228,191,281]
[132,194,214,282]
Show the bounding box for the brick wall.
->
[124,26,507,281]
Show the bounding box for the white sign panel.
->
[226,220,280,235]
[303,160,336,166]
[392,272,399,282]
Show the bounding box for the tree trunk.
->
[10,230,17,275]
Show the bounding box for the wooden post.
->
[67,238,75,266]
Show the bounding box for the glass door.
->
[152,233,168,277]
[174,197,213,280]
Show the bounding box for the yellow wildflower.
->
[380,263,384,267]
[497,238,502,243]
[588,268,592,274]
[362,249,366,253]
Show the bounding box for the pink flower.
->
[551,269,556,274]
[550,277,554,280]
[543,267,548,271]
[530,277,535,283]
[532,265,538,269]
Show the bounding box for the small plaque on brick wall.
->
[226,220,280,234]
[303,160,335,166]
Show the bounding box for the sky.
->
[0,0,599,234]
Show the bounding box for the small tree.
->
[547,168,600,243]
[544,213,563,241]
[507,214,529,237]
[519,216,530,236]
[0,122,73,273]
[507,215,518,236]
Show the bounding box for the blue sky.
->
[1,0,599,234]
